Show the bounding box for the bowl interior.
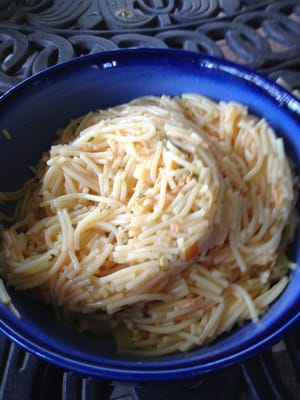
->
[0,49,300,380]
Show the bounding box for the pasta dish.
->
[0,94,297,355]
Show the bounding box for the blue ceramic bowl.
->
[0,49,300,381]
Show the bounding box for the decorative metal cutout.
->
[1,0,300,95]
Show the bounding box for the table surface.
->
[0,0,300,95]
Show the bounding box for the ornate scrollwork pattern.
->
[0,0,300,94]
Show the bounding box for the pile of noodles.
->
[0,94,297,355]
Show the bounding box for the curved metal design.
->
[0,0,300,95]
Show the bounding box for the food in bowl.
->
[0,93,297,356]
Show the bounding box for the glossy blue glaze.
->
[0,49,300,381]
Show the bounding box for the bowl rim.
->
[0,47,300,381]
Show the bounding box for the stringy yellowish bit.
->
[2,129,12,140]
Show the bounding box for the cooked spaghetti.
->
[0,94,297,355]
